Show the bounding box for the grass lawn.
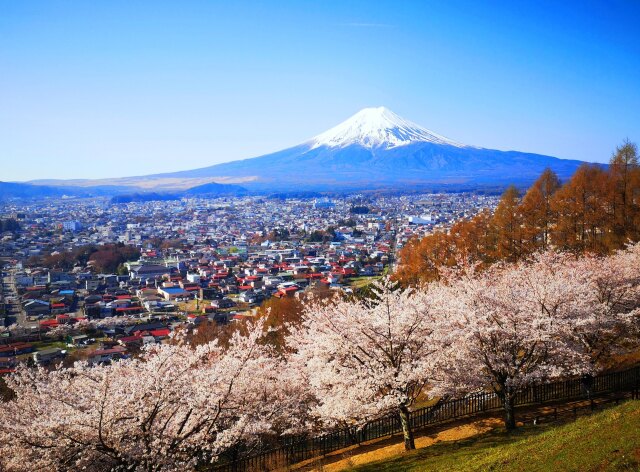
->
[31,340,69,351]
[349,400,640,472]
[347,276,381,289]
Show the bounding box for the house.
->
[239,290,265,304]
[88,346,127,365]
[149,328,170,339]
[0,342,33,356]
[33,348,66,365]
[40,319,59,330]
[117,336,143,347]
[23,299,50,316]
[123,322,167,336]
[211,298,235,309]
[129,264,168,280]
[50,302,67,315]
[157,286,190,301]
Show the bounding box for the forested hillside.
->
[396,141,640,285]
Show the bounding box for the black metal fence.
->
[211,366,640,471]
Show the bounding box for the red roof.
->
[150,329,170,337]
[40,320,59,327]
[0,343,33,354]
[51,303,66,308]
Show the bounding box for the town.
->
[0,192,498,370]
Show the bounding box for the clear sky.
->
[1,0,639,181]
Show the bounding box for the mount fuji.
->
[142,106,584,191]
[31,107,587,192]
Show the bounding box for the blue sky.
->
[1,0,639,181]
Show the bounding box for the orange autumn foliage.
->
[396,141,640,286]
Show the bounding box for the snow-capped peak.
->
[309,107,465,150]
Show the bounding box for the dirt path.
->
[307,416,503,471]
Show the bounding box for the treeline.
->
[396,141,640,285]
[40,243,140,273]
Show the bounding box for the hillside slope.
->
[350,400,640,472]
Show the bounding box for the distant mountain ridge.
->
[0,181,140,200]
[0,181,246,202]
[183,182,247,196]
[23,107,591,193]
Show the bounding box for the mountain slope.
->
[27,107,590,192]
[146,107,586,191]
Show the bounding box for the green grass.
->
[31,340,69,351]
[350,401,640,472]
[347,276,381,289]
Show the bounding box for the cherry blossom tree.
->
[93,316,142,329]
[289,279,453,450]
[43,323,76,339]
[0,321,300,472]
[559,244,640,400]
[443,253,591,430]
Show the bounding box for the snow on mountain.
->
[309,106,466,150]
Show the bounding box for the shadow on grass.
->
[349,423,548,472]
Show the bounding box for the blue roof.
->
[59,290,75,295]
[161,287,186,294]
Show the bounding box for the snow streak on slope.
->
[309,106,466,150]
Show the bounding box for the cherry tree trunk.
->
[502,391,517,431]
[581,374,595,410]
[398,405,416,451]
